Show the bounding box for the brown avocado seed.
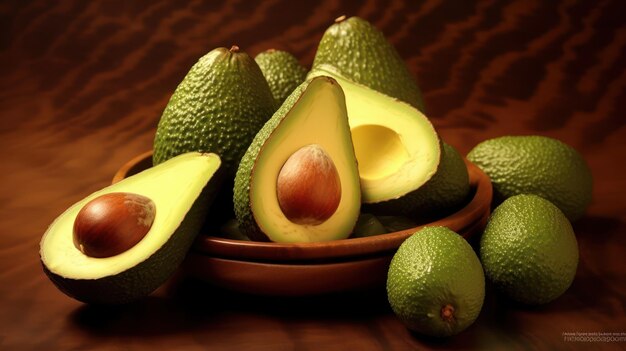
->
[73,192,156,258]
[276,144,342,225]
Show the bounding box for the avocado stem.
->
[335,15,346,23]
[440,304,456,323]
[230,45,240,53]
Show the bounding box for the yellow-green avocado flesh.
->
[308,66,441,213]
[234,76,361,243]
[40,152,221,304]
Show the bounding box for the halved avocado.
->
[40,152,221,304]
[366,142,470,219]
[308,66,441,214]
[234,76,361,243]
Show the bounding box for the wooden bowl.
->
[113,151,492,296]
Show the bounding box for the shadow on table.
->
[69,275,392,337]
[70,215,623,342]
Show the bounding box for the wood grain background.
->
[1,1,625,350]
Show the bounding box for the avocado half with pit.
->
[234,76,361,242]
[40,152,221,304]
[308,66,441,215]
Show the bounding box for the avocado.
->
[387,226,485,337]
[153,46,276,177]
[367,142,470,219]
[377,215,418,232]
[467,135,593,221]
[40,152,221,304]
[307,69,441,215]
[234,76,361,243]
[218,219,250,241]
[255,49,308,105]
[480,194,579,305]
[312,16,425,111]
[352,213,419,238]
[352,213,387,238]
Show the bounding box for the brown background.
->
[1,1,625,350]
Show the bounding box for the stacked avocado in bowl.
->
[151,16,469,244]
[39,15,468,303]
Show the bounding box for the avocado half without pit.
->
[40,152,221,304]
[234,76,361,243]
[308,67,441,214]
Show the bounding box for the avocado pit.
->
[73,192,156,258]
[276,144,342,225]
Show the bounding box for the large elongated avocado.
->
[153,46,276,177]
[255,49,308,105]
[467,135,593,221]
[308,69,441,215]
[234,76,361,243]
[312,16,425,111]
[40,152,221,304]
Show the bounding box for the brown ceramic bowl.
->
[113,151,492,295]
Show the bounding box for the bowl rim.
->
[113,151,492,262]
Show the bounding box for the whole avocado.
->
[153,46,276,177]
[312,16,425,111]
[387,226,485,337]
[467,135,592,221]
[480,194,579,305]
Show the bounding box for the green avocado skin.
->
[153,47,276,177]
[233,79,313,240]
[255,49,308,105]
[467,135,592,221]
[387,226,485,337]
[480,194,579,305]
[312,16,425,111]
[43,175,221,305]
[366,142,469,219]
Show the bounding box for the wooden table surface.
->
[2,1,625,350]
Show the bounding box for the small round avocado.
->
[387,226,485,337]
[480,194,579,305]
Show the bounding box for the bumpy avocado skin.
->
[366,143,469,219]
[312,16,425,111]
[153,47,276,177]
[480,194,579,305]
[467,135,593,221]
[255,49,308,105]
[387,226,485,337]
